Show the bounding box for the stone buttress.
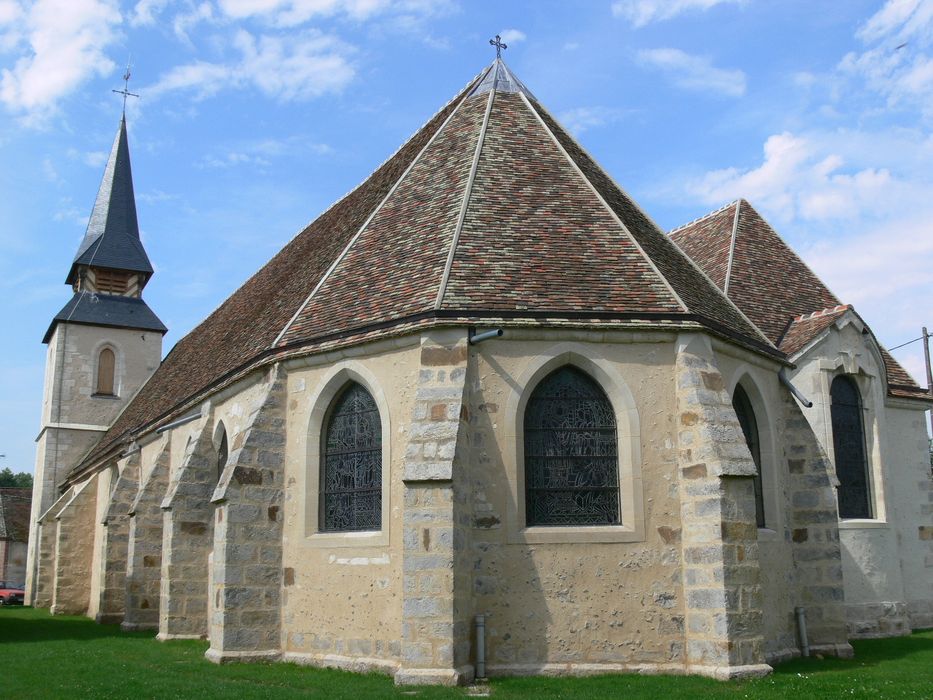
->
[33,490,73,608]
[52,478,99,615]
[396,331,472,686]
[159,415,216,640]
[123,441,170,631]
[96,452,140,623]
[674,333,770,679]
[206,367,287,663]
[780,390,852,656]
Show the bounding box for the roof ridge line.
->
[740,201,843,308]
[518,92,691,313]
[272,83,478,348]
[524,97,774,349]
[435,89,495,309]
[723,199,741,295]
[269,66,492,268]
[794,304,851,321]
[668,199,740,235]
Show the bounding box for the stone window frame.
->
[727,369,782,539]
[504,345,645,544]
[821,364,884,525]
[302,362,392,548]
[213,421,229,484]
[91,341,122,398]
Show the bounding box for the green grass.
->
[1,607,931,699]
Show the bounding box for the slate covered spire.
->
[66,115,154,286]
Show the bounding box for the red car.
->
[0,581,25,605]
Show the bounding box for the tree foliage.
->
[0,468,33,488]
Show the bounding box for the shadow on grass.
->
[0,606,156,644]
[772,631,933,675]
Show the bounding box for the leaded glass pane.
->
[830,376,872,519]
[732,385,765,528]
[321,383,382,532]
[524,366,620,526]
[216,429,228,483]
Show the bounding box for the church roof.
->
[43,292,167,344]
[671,200,929,401]
[66,116,154,285]
[72,59,781,478]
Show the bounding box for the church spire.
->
[66,115,154,290]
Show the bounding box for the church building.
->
[25,57,933,685]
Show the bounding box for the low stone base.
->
[764,647,801,666]
[283,651,399,676]
[488,662,696,678]
[907,600,933,631]
[95,613,124,625]
[51,604,88,616]
[120,621,158,632]
[689,664,773,680]
[394,667,468,686]
[846,602,911,639]
[204,648,281,664]
[157,632,205,642]
[810,643,855,659]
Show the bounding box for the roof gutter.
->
[779,368,813,408]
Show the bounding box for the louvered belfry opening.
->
[524,366,620,527]
[830,375,873,519]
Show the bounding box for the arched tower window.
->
[732,384,765,528]
[524,366,619,527]
[96,348,115,396]
[216,424,228,483]
[830,375,872,518]
[321,382,382,532]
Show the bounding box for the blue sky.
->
[1,0,932,473]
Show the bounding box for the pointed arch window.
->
[96,348,115,396]
[524,366,619,527]
[830,375,872,519]
[216,425,228,483]
[732,384,765,528]
[321,382,382,532]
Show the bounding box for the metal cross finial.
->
[112,62,139,115]
[489,35,507,59]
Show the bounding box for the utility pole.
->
[924,327,933,439]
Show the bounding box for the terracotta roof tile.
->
[778,306,850,356]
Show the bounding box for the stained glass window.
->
[321,382,382,532]
[732,384,765,528]
[830,375,872,519]
[216,426,228,483]
[524,366,619,527]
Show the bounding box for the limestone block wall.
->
[33,490,72,608]
[397,332,471,685]
[124,441,171,631]
[280,340,416,676]
[462,332,684,676]
[788,319,924,638]
[674,334,766,678]
[95,453,140,624]
[160,417,216,640]
[207,367,286,662]
[779,390,850,653]
[52,478,98,615]
[0,540,26,585]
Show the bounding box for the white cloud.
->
[612,0,743,27]
[558,106,632,134]
[148,28,354,102]
[498,29,526,45]
[173,2,214,42]
[219,0,388,26]
[197,136,332,168]
[130,0,169,26]
[637,47,746,97]
[0,0,121,119]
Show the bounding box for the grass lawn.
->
[1,607,931,699]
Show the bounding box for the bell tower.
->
[25,114,166,603]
